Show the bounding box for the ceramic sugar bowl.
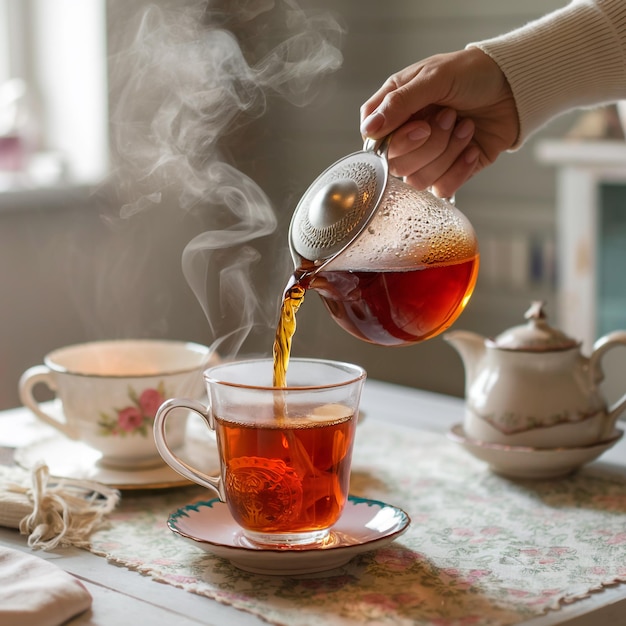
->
[444,302,626,448]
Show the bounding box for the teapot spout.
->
[443,330,486,394]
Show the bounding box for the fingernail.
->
[360,111,384,136]
[437,109,456,131]
[465,146,480,163]
[454,118,474,139]
[408,125,430,141]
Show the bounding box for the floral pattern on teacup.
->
[98,382,168,437]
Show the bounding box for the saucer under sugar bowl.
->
[444,301,626,449]
[447,424,623,479]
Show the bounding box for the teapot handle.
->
[589,330,626,427]
[363,135,391,158]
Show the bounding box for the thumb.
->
[360,79,436,139]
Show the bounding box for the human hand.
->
[360,48,519,198]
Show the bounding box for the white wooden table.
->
[1,378,626,625]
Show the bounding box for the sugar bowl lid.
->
[489,301,580,351]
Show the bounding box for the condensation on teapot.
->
[324,177,477,272]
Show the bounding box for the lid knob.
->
[524,300,547,322]
[491,301,580,351]
[308,180,360,229]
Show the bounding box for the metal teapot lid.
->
[288,137,389,266]
[490,301,580,351]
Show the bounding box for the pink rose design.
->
[441,567,461,577]
[117,406,144,432]
[361,593,396,610]
[139,388,165,418]
[466,569,490,582]
[162,573,198,585]
[374,548,417,571]
[392,593,422,608]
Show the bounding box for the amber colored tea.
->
[215,406,356,535]
[272,256,478,385]
[272,277,305,388]
[310,256,479,346]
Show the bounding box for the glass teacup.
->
[153,357,366,547]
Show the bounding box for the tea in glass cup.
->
[153,357,366,547]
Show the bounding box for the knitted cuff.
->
[467,0,626,147]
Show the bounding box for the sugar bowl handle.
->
[590,330,626,433]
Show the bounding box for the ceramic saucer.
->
[447,423,624,479]
[14,431,219,491]
[168,495,410,575]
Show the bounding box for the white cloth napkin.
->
[0,546,92,626]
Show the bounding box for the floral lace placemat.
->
[89,421,626,626]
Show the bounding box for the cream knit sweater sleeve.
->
[468,0,626,146]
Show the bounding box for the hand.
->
[360,48,519,198]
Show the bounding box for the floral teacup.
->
[19,339,215,469]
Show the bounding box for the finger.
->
[428,146,481,199]
[360,80,394,121]
[360,76,404,136]
[360,69,422,123]
[408,117,475,188]
[360,71,440,139]
[386,120,432,159]
[388,109,458,181]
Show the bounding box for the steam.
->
[108,0,343,357]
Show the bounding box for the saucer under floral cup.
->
[18,339,216,469]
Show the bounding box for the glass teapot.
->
[288,137,479,346]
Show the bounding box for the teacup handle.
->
[590,330,626,432]
[18,365,76,439]
[153,398,225,500]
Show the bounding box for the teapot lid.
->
[490,301,580,351]
[288,137,389,266]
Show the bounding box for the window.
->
[0,0,108,191]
